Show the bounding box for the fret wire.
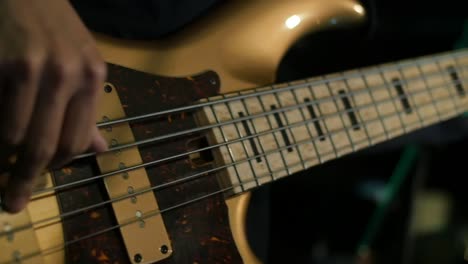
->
[324,77,356,152]
[223,94,260,188]
[255,86,290,179]
[449,56,467,113]
[452,53,468,111]
[396,63,425,126]
[291,87,322,164]
[307,84,340,158]
[452,51,468,79]
[342,74,373,146]
[377,65,408,133]
[208,100,244,192]
[451,51,467,76]
[415,61,443,121]
[433,57,462,113]
[273,87,307,170]
[452,52,468,96]
[252,92,275,183]
[240,96,275,184]
[358,69,391,141]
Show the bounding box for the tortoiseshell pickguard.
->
[52,63,243,263]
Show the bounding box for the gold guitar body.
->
[3,1,366,263]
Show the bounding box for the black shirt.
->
[70,0,223,40]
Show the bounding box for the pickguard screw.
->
[104,84,113,93]
[139,220,145,228]
[134,253,142,263]
[160,245,169,254]
[210,78,217,85]
[111,139,118,147]
[131,196,137,204]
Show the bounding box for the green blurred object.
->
[356,145,420,256]
[454,19,468,49]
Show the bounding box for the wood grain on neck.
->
[196,49,468,195]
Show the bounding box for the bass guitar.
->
[1,0,467,263]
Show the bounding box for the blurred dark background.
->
[246,0,468,263]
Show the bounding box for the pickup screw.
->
[104,84,113,93]
[160,245,169,254]
[134,253,142,263]
[111,139,118,147]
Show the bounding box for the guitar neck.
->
[196,48,468,195]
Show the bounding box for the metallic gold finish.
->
[0,207,43,264]
[94,0,366,93]
[225,193,261,264]
[28,173,64,264]
[96,82,172,264]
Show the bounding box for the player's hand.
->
[0,0,108,213]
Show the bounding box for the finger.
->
[0,172,9,189]
[0,153,15,174]
[0,58,43,148]
[0,70,13,167]
[49,58,107,168]
[3,60,75,213]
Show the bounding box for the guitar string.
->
[0,59,464,217]
[29,73,466,197]
[1,105,457,264]
[0,52,464,251]
[73,62,468,161]
[89,49,467,131]
[2,82,464,242]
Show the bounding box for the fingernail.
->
[96,135,109,152]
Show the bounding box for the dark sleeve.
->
[70,0,223,40]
